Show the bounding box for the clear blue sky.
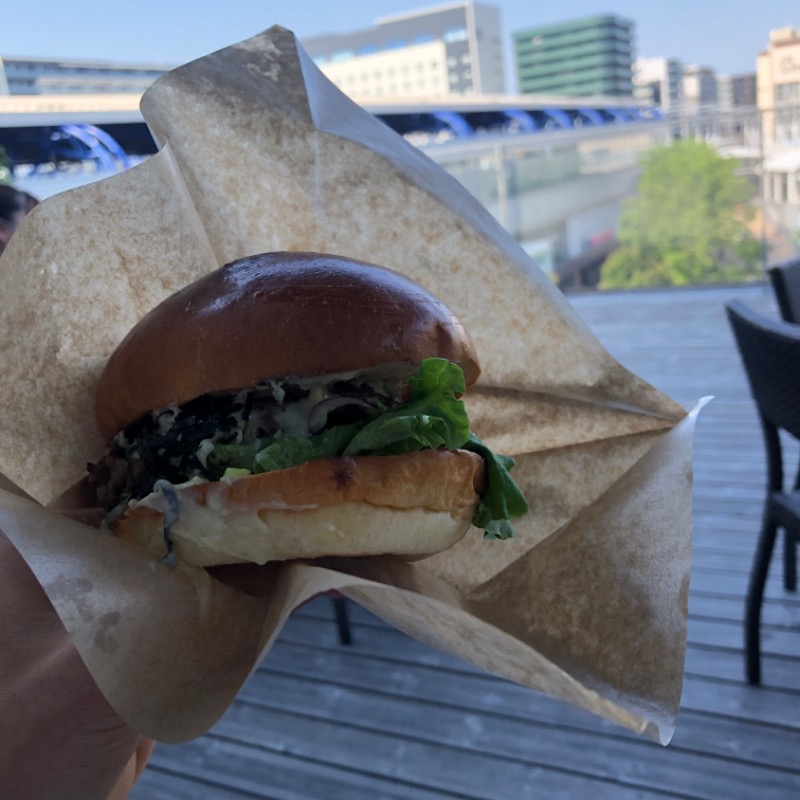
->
[1,0,797,89]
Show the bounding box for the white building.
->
[301,2,506,100]
[633,57,683,110]
[682,65,718,107]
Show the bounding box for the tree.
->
[601,139,762,288]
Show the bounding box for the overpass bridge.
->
[0,93,668,286]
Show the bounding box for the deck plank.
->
[131,284,800,799]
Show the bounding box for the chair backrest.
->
[726,300,800,441]
[768,257,800,324]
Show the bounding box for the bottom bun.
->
[113,449,485,566]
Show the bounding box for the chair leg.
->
[745,515,779,685]
[784,529,797,592]
[332,597,353,646]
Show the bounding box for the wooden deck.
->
[131,284,800,800]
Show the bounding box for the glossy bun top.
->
[95,252,480,440]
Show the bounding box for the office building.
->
[682,65,718,107]
[513,15,635,98]
[633,57,683,109]
[0,56,171,95]
[301,2,506,99]
[716,73,756,109]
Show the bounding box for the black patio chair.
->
[725,301,800,684]
[768,256,800,324]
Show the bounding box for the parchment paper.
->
[0,26,694,746]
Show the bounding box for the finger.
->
[105,737,156,800]
[0,531,142,800]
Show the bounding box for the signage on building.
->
[773,45,800,83]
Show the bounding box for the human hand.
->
[0,531,153,800]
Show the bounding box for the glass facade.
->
[301,2,505,97]
[0,57,171,95]
[513,16,634,97]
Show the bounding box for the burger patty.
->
[88,369,408,512]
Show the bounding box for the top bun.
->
[96,252,480,441]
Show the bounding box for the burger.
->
[88,252,527,567]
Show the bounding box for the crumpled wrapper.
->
[0,27,694,746]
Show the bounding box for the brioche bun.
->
[95,252,485,565]
[96,251,480,442]
[113,450,485,566]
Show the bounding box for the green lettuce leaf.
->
[204,358,528,540]
[343,358,470,456]
[463,433,529,539]
[254,423,362,473]
[206,439,269,477]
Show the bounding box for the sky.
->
[1,0,798,91]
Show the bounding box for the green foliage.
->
[601,139,762,288]
[205,359,528,538]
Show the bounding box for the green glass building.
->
[514,15,634,97]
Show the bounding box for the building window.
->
[357,45,379,56]
[331,49,354,62]
[443,27,468,43]
[386,38,406,50]
[776,82,800,103]
[413,34,434,45]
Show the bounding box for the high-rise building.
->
[301,2,506,100]
[512,15,635,97]
[633,57,683,109]
[682,65,718,107]
[0,56,171,95]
